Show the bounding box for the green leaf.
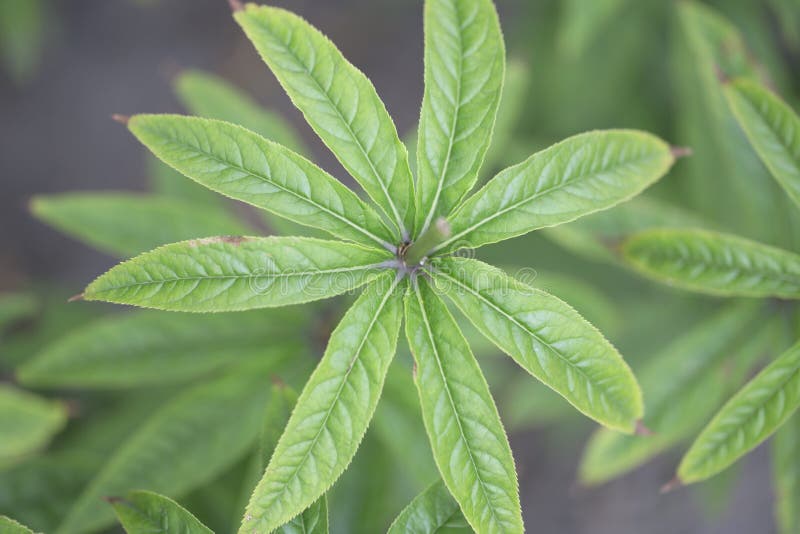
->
[0,0,44,84]
[579,303,770,485]
[147,154,227,210]
[0,293,37,331]
[128,115,395,249]
[724,78,800,210]
[482,59,529,178]
[622,229,800,298]
[557,0,626,58]
[404,277,522,533]
[0,516,35,534]
[18,310,300,388]
[678,340,800,484]
[432,257,642,432]
[415,0,505,233]
[234,5,415,237]
[57,372,268,534]
[772,414,800,534]
[110,490,213,534]
[432,130,675,253]
[387,479,470,534]
[31,193,250,258]
[82,236,390,312]
[175,69,307,155]
[240,273,403,533]
[0,385,67,468]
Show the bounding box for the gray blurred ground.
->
[0,1,775,532]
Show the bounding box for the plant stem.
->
[404,217,451,266]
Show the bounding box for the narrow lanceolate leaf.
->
[82,237,390,312]
[579,303,766,485]
[31,193,249,258]
[254,384,329,534]
[57,372,268,534]
[0,385,67,468]
[724,78,800,209]
[432,130,675,253]
[175,69,307,155]
[0,516,35,534]
[405,278,522,533]
[387,479,469,534]
[110,490,212,534]
[235,5,415,237]
[678,341,800,484]
[432,257,642,432]
[623,229,800,299]
[128,115,395,249]
[772,415,800,534]
[415,0,505,233]
[18,310,300,388]
[241,274,403,533]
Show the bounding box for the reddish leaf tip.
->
[227,0,244,12]
[102,495,124,504]
[660,476,683,494]
[67,293,84,303]
[111,114,130,125]
[270,375,286,388]
[670,146,693,159]
[713,64,730,84]
[635,420,654,436]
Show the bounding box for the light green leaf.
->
[415,0,504,233]
[240,273,403,533]
[175,69,306,154]
[128,115,395,249]
[622,229,800,298]
[432,257,642,432]
[772,414,800,534]
[234,5,415,237]
[57,372,268,534]
[18,310,300,388]
[432,130,675,253]
[31,193,249,258]
[110,490,212,534]
[82,236,390,312]
[678,340,800,484]
[724,78,800,210]
[404,277,522,533]
[0,516,35,534]
[387,479,469,534]
[0,293,37,331]
[579,303,768,485]
[0,385,67,468]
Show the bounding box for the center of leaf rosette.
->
[400,217,451,272]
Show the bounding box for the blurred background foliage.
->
[1,0,799,533]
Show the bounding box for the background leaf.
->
[234,5,415,236]
[31,193,250,258]
[623,228,800,298]
[0,385,66,469]
[387,479,469,534]
[83,237,390,312]
[404,278,522,533]
[772,414,800,534]
[110,490,213,534]
[435,130,675,253]
[415,0,504,232]
[241,274,403,533]
[678,340,800,484]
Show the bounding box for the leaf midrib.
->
[434,267,629,422]
[433,150,664,253]
[413,286,503,531]
[254,16,408,237]
[254,275,399,525]
[151,131,393,251]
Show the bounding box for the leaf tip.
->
[270,374,286,388]
[111,114,130,125]
[659,475,683,494]
[102,495,124,504]
[670,146,693,159]
[227,0,244,12]
[67,292,85,303]
[713,64,730,84]
[634,420,654,436]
